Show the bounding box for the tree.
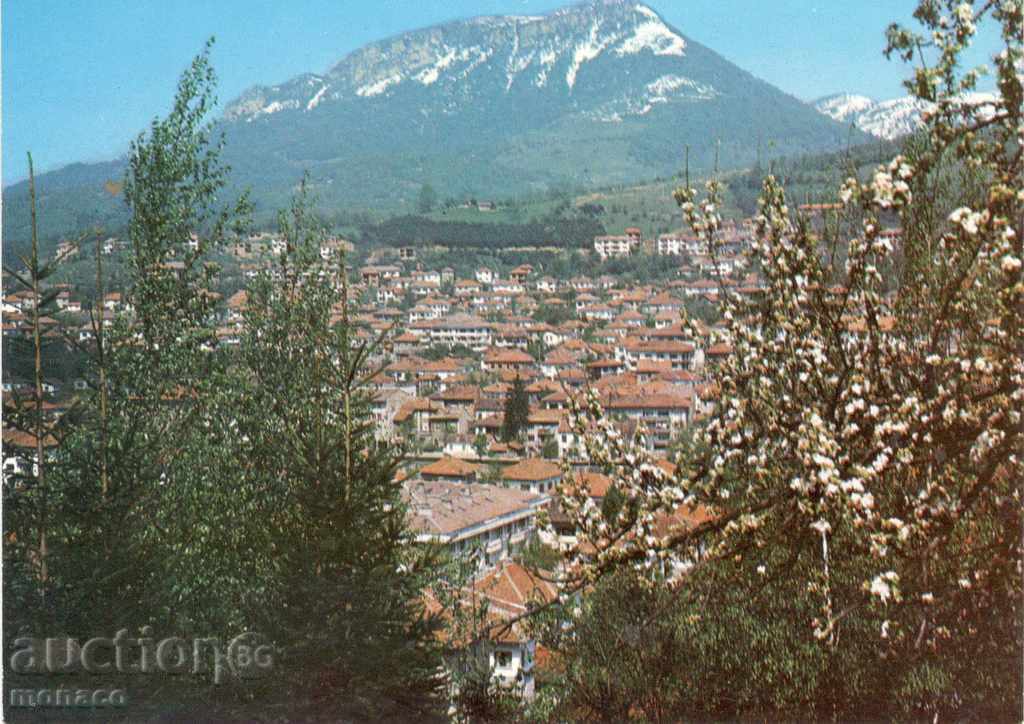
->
[2,153,80,626]
[5,42,451,719]
[541,435,559,460]
[501,375,530,443]
[417,182,438,214]
[232,184,446,717]
[5,42,269,717]
[81,37,259,639]
[552,2,1022,718]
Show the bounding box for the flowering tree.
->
[551,0,1021,716]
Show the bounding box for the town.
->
[2,204,898,702]
[2,216,769,698]
[3,0,1019,718]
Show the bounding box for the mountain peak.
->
[814,93,932,139]
[223,0,690,121]
[5,0,859,239]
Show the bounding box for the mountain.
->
[813,93,933,140]
[814,90,1003,140]
[5,0,861,250]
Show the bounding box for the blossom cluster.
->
[555,0,1022,655]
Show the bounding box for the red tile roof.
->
[502,458,562,482]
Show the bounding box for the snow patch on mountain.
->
[586,74,717,123]
[357,73,403,97]
[616,8,686,57]
[815,93,932,139]
[815,93,875,123]
[567,21,620,90]
[262,100,299,115]
[857,97,934,139]
[506,48,536,90]
[816,91,1005,139]
[416,47,460,85]
[225,2,696,119]
[535,49,559,88]
[306,84,329,110]
[646,74,715,100]
[455,47,494,80]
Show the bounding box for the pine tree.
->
[417,182,437,214]
[234,184,446,718]
[501,374,530,442]
[2,153,79,630]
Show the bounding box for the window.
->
[495,651,512,669]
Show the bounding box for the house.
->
[509,265,533,284]
[465,561,558,699]
[225,290,248,321]
[410,280,441,297]
[475,268,495,285]
[103,292,123,311]
[394,397,442,434]
[430,385,480,412]
[421,358,469,383]
[655,233,702,257]
[360,265,401,285]
[642,291,685,316]
[370,388,413,439]
[614,310,646,328]
[585,358,625,380]
[569,277,595,293]
[482,348,534,373]
[428,314,493,350]
[618,339,696,370]
[2,428,59,479]
[54,240,79,260]
[605,392,693,448]
[579,304,614,322]
[411,270,442,286]
[501,458,561,495]
[691,254,744,277]
[319,237,353,261]
[443,436,477,459]
[535,277,558,294]
[419,456,481,483]
[454,280,482,297]
[525,409,564,449]
[492,280,525,295]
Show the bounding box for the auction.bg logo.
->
[9,628,274,694]
[9,687,127,709]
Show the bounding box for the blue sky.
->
[2,1,1003,184]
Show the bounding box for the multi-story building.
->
[593,235,634,260]
[405,479,546,568]
[428,314,493,350]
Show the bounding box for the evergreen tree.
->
[233,185,446,717]
[2,153,78,632]
[541,435,559,460]
[4,42,450,719]
[417,182,437,214]
[501,375,530,442]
